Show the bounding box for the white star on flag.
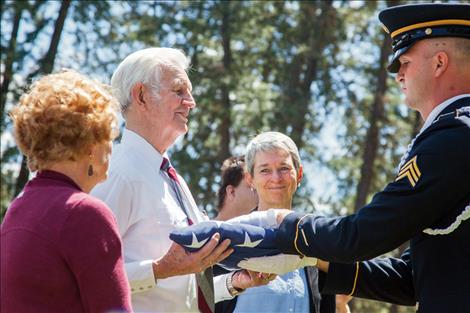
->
[184,232,209,249]
[236,232,262,248]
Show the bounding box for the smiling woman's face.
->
[247,148,301,210]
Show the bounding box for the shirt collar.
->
[421,94,470,133]
[120,128,169,170]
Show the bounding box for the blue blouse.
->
[233,269,310,313]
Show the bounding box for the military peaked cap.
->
[379,3,470,73]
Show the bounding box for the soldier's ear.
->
[433,51,448,78]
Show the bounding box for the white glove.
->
[227,209,279,228]
[238,254,317,275]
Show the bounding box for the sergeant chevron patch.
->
[396,155,421,187]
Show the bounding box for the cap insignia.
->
[381,23,390,34]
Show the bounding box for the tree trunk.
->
[278,1,336,149]
[348,8,394,308]
[13,0,71,198]
[1,2,23,132]
[218,2,232,163]
[13,156,29,197]
[353,32,392,212]
[353,1,402,212]
[39,0,71,74]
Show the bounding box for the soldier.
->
[269,3,470,313]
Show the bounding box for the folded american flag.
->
[169,221,281,270]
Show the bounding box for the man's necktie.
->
[160,157,214,313]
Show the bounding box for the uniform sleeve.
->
[91,172,157,293]
[276,132,470,262]
[322,249,415,306]
[59,196,132,313]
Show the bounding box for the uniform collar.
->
[420,94,470,134]
[120,128,169,171]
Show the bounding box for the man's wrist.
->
[227,272,244,296]
[153,258,172,279]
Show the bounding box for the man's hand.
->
[232,270,276,291]
[153,233,233,279]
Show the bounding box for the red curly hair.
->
[10,70,119,171]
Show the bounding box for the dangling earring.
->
[88,154,94,177]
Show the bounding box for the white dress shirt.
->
[397,94,470,172]
[420,94,470,133]
[92,129,230,312]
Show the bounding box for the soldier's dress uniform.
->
[275,4,470,313]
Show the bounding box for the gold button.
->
[425,28,432,35]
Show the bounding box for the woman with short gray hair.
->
[218,131,336,313]
[245,131,301,177]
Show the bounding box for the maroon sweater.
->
[1,170,132,313]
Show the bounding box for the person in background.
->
[213,155,273,313]
[217,131,336,313]
[1,70,132,313]
[214,156,258,221]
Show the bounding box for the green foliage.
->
[325,1,414,215]
[1,2,421,311]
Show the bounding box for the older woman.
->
[1,71,132,312]
[231,131,335,313]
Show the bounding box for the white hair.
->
[110,47,190,114]
[245,131,301,175]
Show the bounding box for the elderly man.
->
[92,48,267,313]
[262,4,469,313]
